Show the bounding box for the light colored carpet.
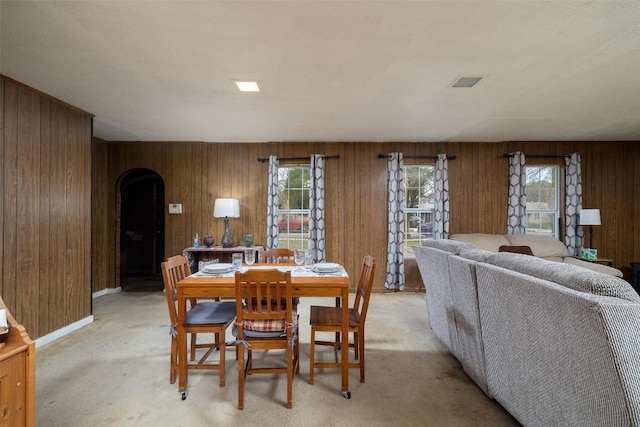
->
[36,292,520,426]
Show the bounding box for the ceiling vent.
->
[451,76,484,88]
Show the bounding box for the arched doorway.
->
[118,169,165,291]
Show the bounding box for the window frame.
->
[276,164,311,252]
[524,162,563,239]
[403,163,436,256]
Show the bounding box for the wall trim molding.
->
[35,316,94,348]
[34,287,122,348]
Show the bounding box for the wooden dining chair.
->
[308,255,376,385]
[161,255,236,387]
[262,247,295,263]
[261,247,300,308]
[234,269,299,409]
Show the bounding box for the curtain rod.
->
[377,153,457,160]
[502,153,572,159]
[257,155,340,162]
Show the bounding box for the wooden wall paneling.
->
[94,140,640,299]
[444,142,462,234]
[38,99,52,334]
[162,142,193,257]
[0,79,3,299]
[599,142,634,273]
[323,142,345,269]
[201,143,216,242]
[2,80,18,317]
[68,109,92,321]
[370,143,391,292]
[190,143,205,246]
[91,139,104,292]
[334,143,351,285]
[49,102,68,331]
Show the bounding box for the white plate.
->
[202,263,234,274]
[312,262,342,273]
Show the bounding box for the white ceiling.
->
[2,1,640,143]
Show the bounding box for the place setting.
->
[195,263,235,277]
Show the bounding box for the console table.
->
[182,246,264,272]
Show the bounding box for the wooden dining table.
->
[176,263,352,399]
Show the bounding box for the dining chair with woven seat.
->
[161,254,236,387]
[308,255,376,385]
[233,269,299,409]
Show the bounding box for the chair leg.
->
[190,333,196,361]
[170,336,177,384]
[354,331,359,360]
[238,344,245,410]
[308,327,315,385]
[287,341,293,409]
[219,339,225,387]
[359,329,365,383]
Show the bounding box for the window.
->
[277,166,310,251]
[404,165,435,255]
[525,165,560,238]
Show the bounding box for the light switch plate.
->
[169,203,182,214]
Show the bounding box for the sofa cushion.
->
[450,234,510,252]
[458,248,494,263]
[499,245,534,256]
[419,239,474,254]
[564,256,624,278]
[505,234,569,258]
[486,251,640,302]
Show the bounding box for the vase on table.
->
[203,235,214,247]
[243,235,254,247]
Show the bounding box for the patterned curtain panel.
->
[507,151,527,234]
[309,154,326,262]
[564,153,584,256]
[385,152,405,291]
[266,155,280,249]
[434,154,450,240]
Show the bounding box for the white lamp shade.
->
[579,209,601,226]
[213,198,240,218]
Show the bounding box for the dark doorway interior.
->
[120,169,165,292]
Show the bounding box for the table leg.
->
[341,287,349,397]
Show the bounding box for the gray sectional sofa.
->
[414,234,640,427]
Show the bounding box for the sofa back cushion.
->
[484,251,640,302]
[419,239,474,254]
[450,234,510,252]
[505,234,569,258]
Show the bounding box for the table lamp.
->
[214,198,240,248]
[579,208,601,249]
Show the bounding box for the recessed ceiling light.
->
[451,76,484,88]
[234,80,260,92]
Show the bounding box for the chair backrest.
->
[161,255,192,326]
[234,269,294,338]
[262,248,295,263]
[352,255,376,326]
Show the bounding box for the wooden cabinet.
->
[0,297,35,426]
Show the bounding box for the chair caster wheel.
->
[181,391,187,400]
[343,391,351,399]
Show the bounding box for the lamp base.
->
[221,218,234,248]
